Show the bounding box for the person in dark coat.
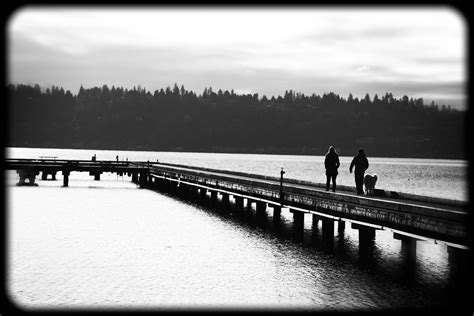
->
[350,149,369,195]
[324,146,340,192]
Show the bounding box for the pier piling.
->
[256,201,267,226]
[210,190,218,208]
[62,170,70,187]
[221,193,230,215]
[352,223,377,264]
[394,233,418,267]
[234,196,244,215]
[199,188,207,205]
[322,218,335,251]
[292,210,305,242]
[338,220,345,234]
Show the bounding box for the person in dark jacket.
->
[350,149,369,195]
[324,146,340,192]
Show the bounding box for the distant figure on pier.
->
[324,146,340,192]
[350,149,369,195]
[116,155,119,161]
[92,154,96,161]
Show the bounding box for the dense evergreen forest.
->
[6,83,466,159]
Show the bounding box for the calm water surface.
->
[7,147,468,201]
[6,148,469,311]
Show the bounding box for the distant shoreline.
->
[5,144,466,160]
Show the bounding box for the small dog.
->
[364,174,378,195]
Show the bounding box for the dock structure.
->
[6,158,149,188]
[6,158,470,267]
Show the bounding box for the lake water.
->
[5,147,470,311]
[6,147,468,201]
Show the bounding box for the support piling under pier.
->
[234,196,244,214]
[210,190,218,208]
[256,201,267,226]
[321,218,335,251]
[352,223,378,264]
[394,233,418,265]
[62,170,70,187]
[338,220,345,234]
[292,211,305,242]
[221,193,230,215]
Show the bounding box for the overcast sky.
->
[7,6,466,110]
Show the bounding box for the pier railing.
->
[145,162,468,248]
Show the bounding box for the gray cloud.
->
[8,34,466,110]
[301,26,406,44]
[411,56,465,66]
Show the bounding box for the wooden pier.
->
[5,158,470,267]
[6,158,150,187]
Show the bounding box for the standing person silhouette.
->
[324,146,340,192]
[350,149,369,195]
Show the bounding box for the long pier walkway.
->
[5,158,470,268]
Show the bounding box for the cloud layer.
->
[7,6,466,109]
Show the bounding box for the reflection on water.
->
[6,172,469,311]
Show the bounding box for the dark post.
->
[271,205,282,231]
[221,193,230,215]
[312,214,320,229]
[189,185,198,201]
[139,171,147,188]
[393,233,418,277]
[322,217,335,252]
[280,167,285,205]
[447,246,470,305]
[62,163,71,187]
[234,195,244,209]
[181,183,190,199]
[337,220,345,234]
[62,170,70,187]
[156,178,164,191]
[246,198,253,209]
[172,181,179,196]
[234,196,244,217]
[210,190,218,208]
[272,205,281,221]
[352,223,377,264]
[158,178,165,192]
[199,188,207,205]
[256,201,267,226]
[292,210,305,242]
[311,214,321,249]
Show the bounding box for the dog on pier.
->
[363,174,378,195]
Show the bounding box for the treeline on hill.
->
[6,83,465,158]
